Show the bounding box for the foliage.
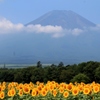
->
[71,73,90,83]
[0,61,100,83]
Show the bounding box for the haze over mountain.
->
[0,10,100,65]
[26,10,96,29]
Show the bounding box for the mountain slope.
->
[26,10,96,29]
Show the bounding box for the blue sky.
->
[0,0,100,38]
[0,0,99,24]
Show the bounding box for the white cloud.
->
[0,18,64,38]
[71,28,84,35]
[0,17,100,38]
[25,24,63,34]
[0,18,24,34]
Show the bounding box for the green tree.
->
[14,69,24,83]
[71,73,90,83]
[95,66,100,83]
[59,70,68,83]
[30,67,44,83]
[44,67,59,82]
[83,61,98,82]
[61,68,75,83]
[51,64,57,67]
[37,61,42,67]
[58,62,64,67]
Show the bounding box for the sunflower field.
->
[0,81,100,100]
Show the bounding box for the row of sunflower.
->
[0,81,100,100]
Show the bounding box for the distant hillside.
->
[26,10,96,29]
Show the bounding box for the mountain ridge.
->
[26,10,96,29]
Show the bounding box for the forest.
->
[0,61,100,84]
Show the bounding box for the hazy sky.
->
[0,0,99,24]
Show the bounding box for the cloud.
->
[0,18,65,38]
[0,18,24,34]
[26,24,66,38]
[71,28,84,35]
[25,24,63,34]
[0,17,99,38]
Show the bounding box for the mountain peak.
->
[26,10,96,29]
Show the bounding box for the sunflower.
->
[7,88,16,97]
[66,83,73,91]
[36,81,40,85]
[72,87,79,96]
[17,83,23,90]
[10,88,16,97]
[7,90,12,97]
[29,82,34,89]
[7,83,12,90]
[18,89,23,96]
[40,89,47,96]
[52,89,57,97]
[83,87,90,95]
[0,91,5,99]
[59,87,64,93]
[43,86,48,92]
[93,85,100,93]
[31,89,37,97]
[49,84,54,91]
[78,85,83,92]
[37,86,42,91]
[23,85,30,94]
[2,85,6,91]
[63,91,69,98]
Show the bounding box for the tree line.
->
[0,61,100,83]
